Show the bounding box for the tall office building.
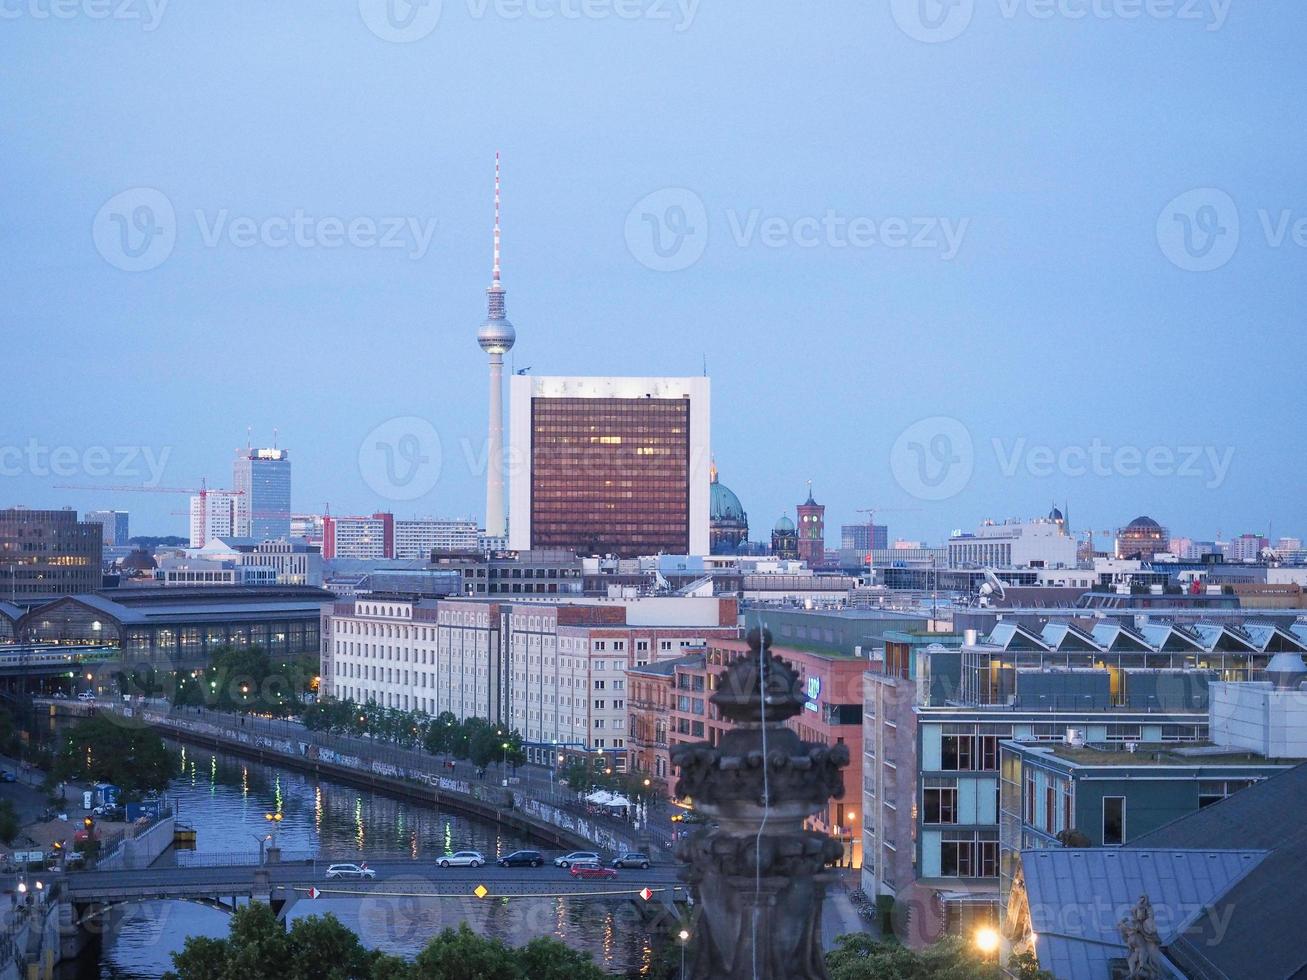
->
[477,153,514,542]
[508,376,711,557]
[188,490,240,548]
[841,522,887,553]
[0,508,103,597]
[233,448,292,541]
[84,509,130,547]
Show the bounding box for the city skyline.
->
[5,4,1302,545]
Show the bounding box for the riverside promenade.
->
[46,700,674,862]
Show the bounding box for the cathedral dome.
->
[711,480,746,523]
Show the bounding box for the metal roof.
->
[1129,763,1307,979]
[1020,847,1267,980]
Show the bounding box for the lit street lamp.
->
[678,928,690,980]
[264,811,283,858]
[975,926,1000,962]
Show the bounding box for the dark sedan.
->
[498,850,544,868]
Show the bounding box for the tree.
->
[167,904,380,980]
[176,645,312,716]
[53,716,174,794]
[285,911,379,980]
[826,933,1005,980]
[424,712,459,757]
[518,936,608,980]
[0,800,19,846]
[411,924,521,980]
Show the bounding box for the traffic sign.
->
[308,887,322,899]
[639,887,654,901]
[474,884,488,899]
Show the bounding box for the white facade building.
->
[188,491,240,548]
[322,595,738,767]
[394,519,479,559]
[948,517,1077,569]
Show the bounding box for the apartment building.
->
[321,595,739,768]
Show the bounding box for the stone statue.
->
[671,628,848,979]
[1117,894,1163,979]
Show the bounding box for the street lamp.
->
[264,811,283,854]
[677,928,690,980]
[975,926,1000,960]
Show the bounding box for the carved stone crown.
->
[710,627,807,724]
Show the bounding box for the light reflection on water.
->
[83,743,657,978]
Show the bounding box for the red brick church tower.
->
[796,481,825,566]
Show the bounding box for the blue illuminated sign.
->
[804,677,821,711]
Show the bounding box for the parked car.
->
[569,862,618,880]
[51,691,67,700]
[0,772,15,783]
[498,850,544,868]
[554,851,601,868]
[438,850,485,868]
[611,852,652,869]
[325,863,376,879]
[77,692,96,702]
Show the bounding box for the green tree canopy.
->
[167,904,378,980]
[53,716,174,794]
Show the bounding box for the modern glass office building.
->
[233,448,292,541]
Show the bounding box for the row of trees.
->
[302,699,529,770]
[166,904,611,980]
[171,646,316,716]
[165,905,1052,980]
[827,934,1053,980]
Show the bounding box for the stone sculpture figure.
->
[1117,893,1164,979]
[670,628,848,979]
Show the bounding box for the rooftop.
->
[1018,741,1302,767]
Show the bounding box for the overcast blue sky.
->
[3,0,1303,545]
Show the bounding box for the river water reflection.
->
[75,742,658,977]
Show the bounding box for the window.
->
[941,734,974,771]
[939,831,998,878]
[923,782,957,824]
[1199,779,1255,808]
[1102,797,1125,845]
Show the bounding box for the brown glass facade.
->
[530,396,690,557]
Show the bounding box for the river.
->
[64,741,660,977]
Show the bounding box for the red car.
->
[569,862,618,880]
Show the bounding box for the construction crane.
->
[854,506,923,546]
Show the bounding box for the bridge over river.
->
[64,857,684,908]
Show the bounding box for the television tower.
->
[477,151,515,540]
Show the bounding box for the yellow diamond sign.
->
[474,884,488,899]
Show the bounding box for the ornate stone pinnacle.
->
[710,627,807,724]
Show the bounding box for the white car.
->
[438,850,485,868]
[77,692,96,702]
[554,851,601,868]
[325,863,376,879]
